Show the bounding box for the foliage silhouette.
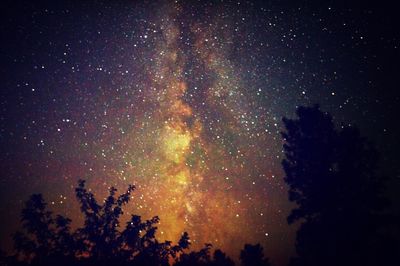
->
[282,105,397,266]
[213,249,235,266]
[10,180,191,266]
[239,244,270,266]
[7,179,265,266]
[174,244,236,266]
[13,194,76,265]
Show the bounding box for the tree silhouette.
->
[74,179,191,265]
[13,194,76,265]
[174,244,236,266]
[282,105,393,266]
[74,179,134,260]
[239,244,270,266]
[212,249,235,266]
[174,243,212,266]
[11,179,192,266]
[9,179,272,266]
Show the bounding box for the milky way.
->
[1,1,399,265]
[91,2,289,258]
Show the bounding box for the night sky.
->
[1,1,399,265]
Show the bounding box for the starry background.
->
[0,1,399,265]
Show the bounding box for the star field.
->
[1,1,399,265]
